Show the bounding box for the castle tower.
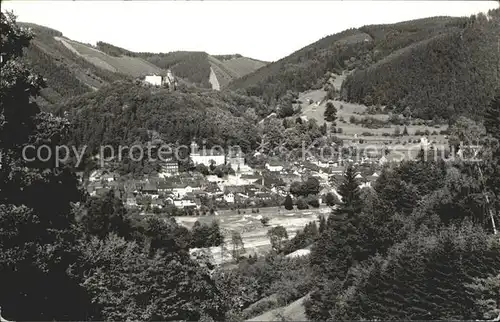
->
[190,141,199,155]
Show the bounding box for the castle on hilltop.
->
[143,69,177,90]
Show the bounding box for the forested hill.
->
[53,81,271,155]
[341,9,500,120]
[228,11,500,120]
[135,50,267,89]
[19,22,267,106]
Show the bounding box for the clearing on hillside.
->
[55,37,164,77]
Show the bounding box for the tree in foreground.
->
[78,190,131,240]
[466,273,500,320]
[484,95,500,142]
[318,224,500,321]
[483,95,500,228]
[80,234,228,321]
[0,11,92,320]
[1,12,230,321]
[310,164,365,280]
[333,165,363,221]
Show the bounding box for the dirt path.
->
[209,66,220,90]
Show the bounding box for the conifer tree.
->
[483,95,500,232]
[484,95,500,142]
[311,165,365,280]
[284,194,294,210]
[321,224,500,321]
[324,102,337,123]
[465,273,500,320]
[332,164,363,222]
[318,214,327,234]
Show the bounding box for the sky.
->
[3,1,498,62]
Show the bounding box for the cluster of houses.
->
[85,138,422,214]
[87,170,277,212]
[86,147,279,212]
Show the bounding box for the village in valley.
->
[81,65,461,264]
[2,1,500,320]
[84,125,440,262]
[80,67,456,264]
[85,135,437,212]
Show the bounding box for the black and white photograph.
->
[0,0,499,321]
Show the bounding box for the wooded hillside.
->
[54,81,267,154]
[229,13,499,121]
[342,10,500,120]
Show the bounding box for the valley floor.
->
[175,206,330,263]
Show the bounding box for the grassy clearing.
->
[57,38,163,77]
[221,57,267,78]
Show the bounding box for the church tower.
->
[190,141,199,156]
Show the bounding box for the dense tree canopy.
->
[0,11,90,320]
[1,12,230,321]
[53,82,263,157]
[322,224,500,320]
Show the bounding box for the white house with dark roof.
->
[173,198,197,209]
[172,184,193,199]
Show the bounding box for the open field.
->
[299,89,448,146]
[220,57,267,78]
[174,206,331,263]
[207,55,268,89]
[55,37,163,77]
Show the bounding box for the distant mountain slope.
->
[220,56,267,77]
[341,10,500,120]
[207,55,239,88]
[228,13,499,120]
[140,51,267,89]
[20,23,130,106]
[57,38,163,77]
[209,66,221,90]
[227,28,379,103]
[136,51,213,88]
[19,23,268,105]
[208,55,268,88]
